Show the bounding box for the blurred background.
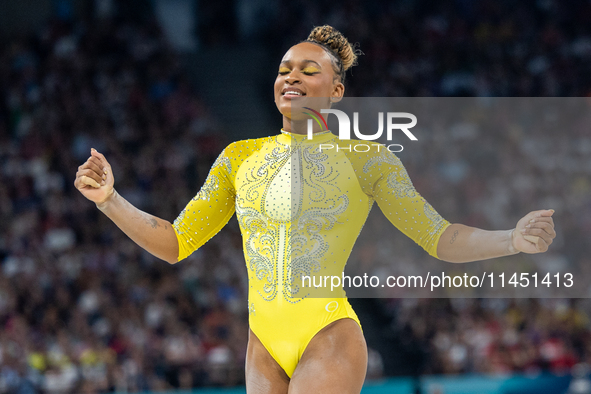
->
[1,0,591,393]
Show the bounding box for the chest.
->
[234,142,366,223]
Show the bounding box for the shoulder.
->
[337,140,404,174]
[223,136,274,155]
[213,136,275,176]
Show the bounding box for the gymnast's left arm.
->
[436,209,556,263]
[364,148,556,263]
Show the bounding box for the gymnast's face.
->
[274,42,344,121]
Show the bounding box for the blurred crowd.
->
[1,0,591,393]
[260,0,591,97]
[0,15,244,393]
[380,297,589,376]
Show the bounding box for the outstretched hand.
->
[74,148,115,205]
[512,209,556,253]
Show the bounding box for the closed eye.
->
[278,67,320,76]
[302,67,320,75]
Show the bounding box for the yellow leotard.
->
[172,129,451,377]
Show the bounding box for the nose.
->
[285,71,301,84]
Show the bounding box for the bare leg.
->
[288,318,367,394]
[246,329,290,394]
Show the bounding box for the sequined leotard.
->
[172,129,451,377]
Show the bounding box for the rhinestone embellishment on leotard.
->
[236,135,348,303]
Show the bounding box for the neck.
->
[282,116,325,135]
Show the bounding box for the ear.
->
[331,82,345,103]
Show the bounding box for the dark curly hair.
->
[303,25,362,84]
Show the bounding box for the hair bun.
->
[307,25,360,72]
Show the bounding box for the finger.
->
[526,216,555,228]
[78,168,103,183]
[82,160,105,178]
[520,211,542,225]
[87,156,105,173]
[535,237,549,253]
[522,234,548,251]
[79,174,101,188]
[526,227,554,245]
[525,221,556,236]
[537,209,555,217]
[91,148,110,171]
[78,168,104,186]
[523,209,554,223]
[74,177,84,189]
[523,234,540,244]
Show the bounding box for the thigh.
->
[245,329,290,394]
[288,318,367,394]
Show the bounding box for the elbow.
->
[437,254,452,263]
[166,252,180,265]
[435,244,450,262]
[167,235,181,264]
[157,253,178,265]
[438,256,464,263]
[435,251,454,263]
[162,245,180,264]
[436,251,471,264]
[435,247,465,263]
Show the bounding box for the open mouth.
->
[282,88,306,98]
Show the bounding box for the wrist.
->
[507,229,519,255]
[96,188,116,211]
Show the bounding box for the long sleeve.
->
[347,144,451,258]
[173,147,236,261]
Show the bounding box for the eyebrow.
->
[280,59,322,68]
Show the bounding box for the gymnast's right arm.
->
[74,147,236,264]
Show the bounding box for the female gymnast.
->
[75,25,556,394]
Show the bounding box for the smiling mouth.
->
[282,90,306,97]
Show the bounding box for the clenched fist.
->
[511,209,556,253]
[74,148,115,205]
